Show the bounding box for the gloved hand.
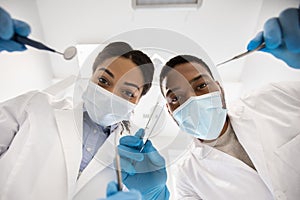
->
[0,7,31,52]
[247,6,300,69]
[118,129,170,200]
[98,181,142,200]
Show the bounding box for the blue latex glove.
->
[98,181,142,200]
[247,6,300,69]
[0,7,31,52]
[118,129,170,200]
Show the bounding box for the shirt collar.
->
[83,110,119,135]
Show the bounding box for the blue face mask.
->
[82,81,136,127]
[172,91,227,140]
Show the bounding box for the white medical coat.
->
[0,91,121,200]
[175,81,300,200]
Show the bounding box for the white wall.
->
[0,0,53,102]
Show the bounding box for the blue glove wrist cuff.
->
[142,185,170,200]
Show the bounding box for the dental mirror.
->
[62,46,77,60]
[13,35,77,60]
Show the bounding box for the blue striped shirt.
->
[79,111,111,172]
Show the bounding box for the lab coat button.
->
[274,190,286,200]
[87,147,92,152]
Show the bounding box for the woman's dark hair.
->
[92,42,133,72]
[159,55,214,94]
[92,42,154,96]
[122,50,154,96]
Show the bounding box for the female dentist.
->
[0,7,153,200]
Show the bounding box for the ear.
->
[165,103,180,126]
[166,103,172,115]
[215,81,224,93]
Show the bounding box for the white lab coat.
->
[175,81,300,200]
[0,90,121,200]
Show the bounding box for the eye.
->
[121,90,135,99]
[196,83,208,90]
[98,77,110,86]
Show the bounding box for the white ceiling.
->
[32,0,299,113]
[2,0,297,83]
[34,0,265,81]
[1,0,298,88]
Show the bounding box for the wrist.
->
[142,185,170,200]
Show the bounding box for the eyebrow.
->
[124,82,140,91]
[189,74,208,84]
[98,68,114,78]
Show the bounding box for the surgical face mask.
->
[172,91,227,140]
[82,81,136,127]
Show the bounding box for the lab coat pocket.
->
[274,132,300,174]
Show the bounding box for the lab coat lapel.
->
[54,104,83,199]
[228,105,274,194]
[74,126,121,194]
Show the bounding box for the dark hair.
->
[92,42,133,72]
[92,42,154,97]
[121,50,154,96]
[159,55,214,94]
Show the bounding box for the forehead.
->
[98,57,144,85]
[164,62,212,89]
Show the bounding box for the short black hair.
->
[159,55,214,94]
[92,42,154,96]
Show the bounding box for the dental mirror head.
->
[62,46,77,60]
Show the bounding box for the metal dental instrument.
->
[115,123,125,191]
[12,34,77,60]
[140,98,165,152]
[217,43,266,67]
[115,147,123,191]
